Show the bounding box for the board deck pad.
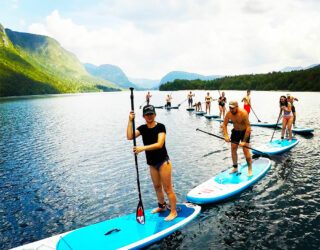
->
[186,158,271,204]
[56,203,200,250]
[252,138,299,155]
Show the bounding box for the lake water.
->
[1,90,319,249]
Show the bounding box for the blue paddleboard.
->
[195,111,206,116]
[186,108,195,111]
[250,122,281,127]
[277,124,314,134]
[186,158,271,204]
[204,114,220,119]
[252,138,299,155]
[56,203,201,250]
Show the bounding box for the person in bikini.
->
[279,95,293,140]
[127,105,177,221]
[222,101,252,176]
[241,90,251,115]
[194,101,202,112]
[218,91,227,119]
[187,91,195,108]
[205,92,215,114]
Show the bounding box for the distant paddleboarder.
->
[287,94,298,126]
[165,94,172,108]
[146,91,152,105]
[205,92,215,115]
[218,91,227,119]
[241,90,251,115]
[222,101,252,176]
[187,91,195,108]
[127,105,177,221]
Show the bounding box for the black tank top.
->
[137,123,169,166]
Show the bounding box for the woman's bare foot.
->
[164,211,178,221]
[151,207,166,214]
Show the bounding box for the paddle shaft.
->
[270,109,282,142]
[178,98,188,106]
[129,88,145,223]
[248,104,261,122]
[139,100,146,109]
[196,128,266,155]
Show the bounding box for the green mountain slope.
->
[160,66,320,91]
[0,24,120,97]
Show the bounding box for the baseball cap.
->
[143,105,156,115]
[229,101,238,108]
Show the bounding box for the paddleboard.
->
[252,138,299,155]
[195,111,206,116]
[214,118,232,123]
[165,106,179,110]
[56,203,200,250]
[186,108,195,111]
[204,114,220,119]
[250,122,281,127]
[277,124,314,134]
[186,158,271,204]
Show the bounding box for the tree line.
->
[159,66,320,91]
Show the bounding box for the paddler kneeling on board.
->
[127,105,178,221]
[222,101,253,177]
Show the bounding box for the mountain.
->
[0,24,119,97]
[160,71,221,85]
[129,77,160,90]
[280,64,319,72]
[280,66,304,72]
[84,63,137,89]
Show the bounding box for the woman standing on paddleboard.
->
[127,105,177,221]
[280,95,294,141]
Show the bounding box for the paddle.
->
[196,128,268,156]
[139,100,146,109]
[129,87,145,224]
[270,109,282,142]
[249,104,261,122]
[177,98,187,107]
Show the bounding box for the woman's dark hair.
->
[279,95,287,107]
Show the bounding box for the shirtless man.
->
[241,90,251,115]
[187,91,195,108]
[222,101,252,176]
[146,92,152,105]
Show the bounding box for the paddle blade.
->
[136,200,145,224]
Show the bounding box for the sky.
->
[1,0,320,79]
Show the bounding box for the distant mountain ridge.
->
[0,24,119,97]
[129,77,160,90]
[280,64,319,72]
[160,71,222,84]
[84,63,137,89]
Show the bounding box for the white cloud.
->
[28,0,320,79]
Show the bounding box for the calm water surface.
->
[0,91,319,249]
